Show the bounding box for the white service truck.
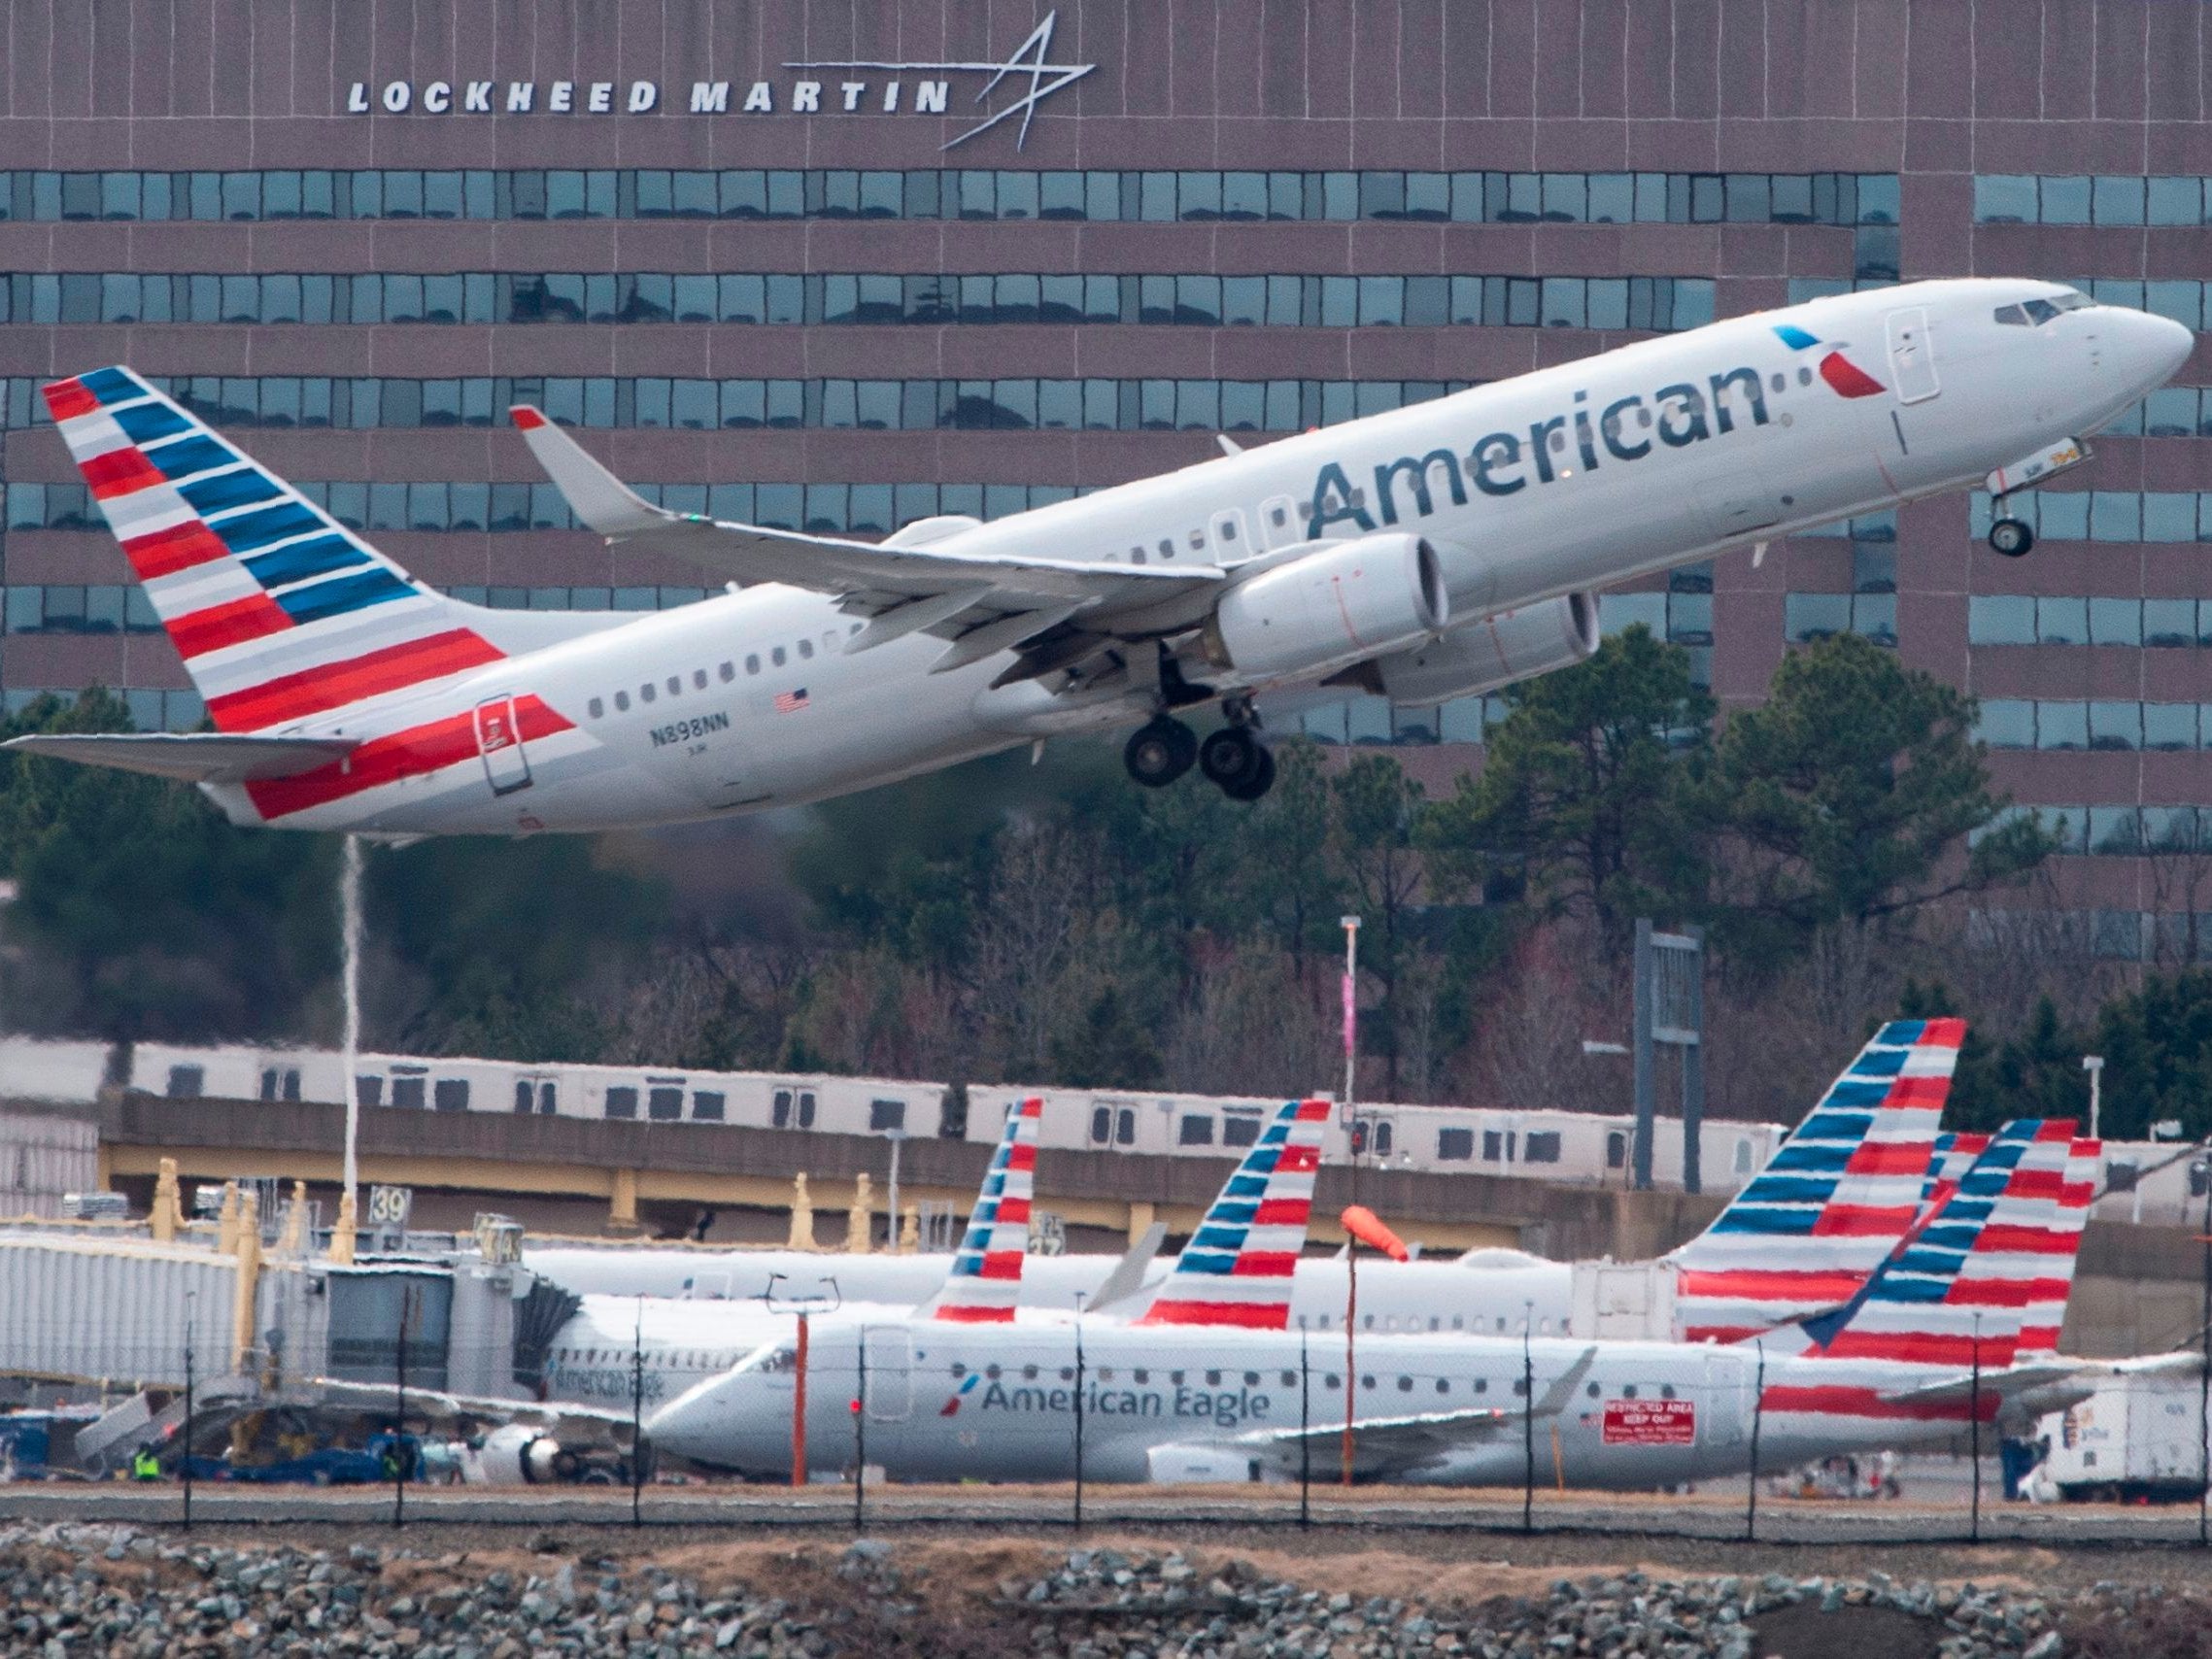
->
[2026,1371,2207,1504]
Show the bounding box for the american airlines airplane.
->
[643,1122,2097,1487]
[9,281,2193,829]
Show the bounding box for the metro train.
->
[0,1034,1777,1189]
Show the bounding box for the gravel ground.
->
[1,1522,2206,1658]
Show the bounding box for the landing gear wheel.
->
[1124,718,1198,788]
[1221,742,1277,802]
[1988,517,2035,558]
[1199,726,1268,794]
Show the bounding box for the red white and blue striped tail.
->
[1790,1118,2078,1368]
[42,366,508,734]
[1912,1129,1992,1226]
[1668,1017,1962,1342]
[2013,1135,2098,1359]
[1135,1098,1331,1330]
[924,1097,1042,1323]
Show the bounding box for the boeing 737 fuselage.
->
[17,281,2192,831]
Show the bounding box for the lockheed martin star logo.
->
[787,11,1095,152]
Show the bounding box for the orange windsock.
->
[1340,1205,1410,1262]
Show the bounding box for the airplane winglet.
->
[508,406,673,539]
[1084,1222,1168,1317]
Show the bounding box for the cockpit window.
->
[1997,294,2086,328]
[1994,304,2028,326]
[2023,297,2060,324]
[2051,288,2093,312]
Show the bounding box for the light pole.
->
[2082,1056,2104,1141]
[1340,915,1361,1137]
[883,1129,907,1251]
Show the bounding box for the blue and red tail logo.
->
[1773,323,1887,398]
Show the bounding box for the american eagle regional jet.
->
[8,280,2193,830]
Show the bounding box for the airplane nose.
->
[2113,309,2196,390]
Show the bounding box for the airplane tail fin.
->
[1669,1018,1961,1340]
[41,366,524,733]
[1797,1117,2078,1367]
[2012,1134,2098,1360]
[922,1097,1042,1323]
[1135,1099,1331,1329]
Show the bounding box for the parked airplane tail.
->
[1667,1017,1963,1341]
[2012,1135,2098,1360]
[39,366,567,734]
[923,1097,1042,1323]
[1794,1117,2080,1368]
[1135,1098,1331,1329]
[1914,1129,1992,1223]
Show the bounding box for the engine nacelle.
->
[1363,593,1599,705]
[471,1423,562,1486]
[1204,534,1448,682]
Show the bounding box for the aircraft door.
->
[473,694,533,796]
[1259,496,1301,550]
[1211,507,1253,563]
[1886,307,1940,404]
[862,1327,913,1421]
[1703,1351,1746,1448]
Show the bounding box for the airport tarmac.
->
[4,1482,2211,1549]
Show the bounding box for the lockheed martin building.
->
[0,1,2207,945]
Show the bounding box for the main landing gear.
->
[1988,499,2036,558]
[1123,712,1276,800]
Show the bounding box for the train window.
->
[165,1065,205,1099]
[606,1086,639,1120]
[514,1081,534,1113]
[391,1076,426,1110]
[1524,1131,1561,1164]
[648,1085,683,1121]
[589,697,603,718]
[258,1068,281,1101]
[1374,1121,1392,1156]
[1482,1130,1505,1162]
[1089,1106,1111,1144]
[284,1068,302,1100]
[692,1090,726,1121]
[356,1075,383,1108]
[1222,1112,1261,1148]
[433,1079,469,1111]
[537,1082,557,1114]
[1606,1132,1627,1169]
[868,1099,905,1132]
[799,1091,817,1129]
[772,1088,793,1128]
[1734,1139,1753,1173]
[1114,1107,1135,1145]
[1437,1127,1474,1162]
[1178,1113,1214,1146]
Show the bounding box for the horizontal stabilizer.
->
[2,731,359,784]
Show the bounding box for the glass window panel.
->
[2148,176,2204,226]
[1974,699,2035,748]
[2146,703,2199,751]
[1598,592,1666,635]
[2090,597,2142,645]
[2148,281,2203,330]
[2041,175,2091,223]
[2093,175,2146,224]
[2091,491,2142,539]
[2089,806,2143,856]
[1968,594,2035,645]
[2144,388,2197,436]
[2036,595,2089,644]
[2036,701,2088,749]
[2036,491,2090,540]
[1851,593,1897,644]
[2144,598,2196,645]
[2089,700,2142,749]
[2146,806,2199,853]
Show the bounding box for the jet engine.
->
[1203,534,1448,681]
[471,1423,565,1485]
[1358,592,1599,705]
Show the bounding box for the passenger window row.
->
[586,632,849,722]
[0,271,1716,334]
[0,167,1896,228]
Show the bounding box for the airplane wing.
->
[1230,1345,1598,1479]
[305,1376,639,1439]
[1875,1361,2091,1411]
[511,408,1224,683]
[1084,1223,1169,1318]
[1,731,359,783]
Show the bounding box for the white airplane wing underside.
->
[512,408,1223,683]
[307,1375,638,1438]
